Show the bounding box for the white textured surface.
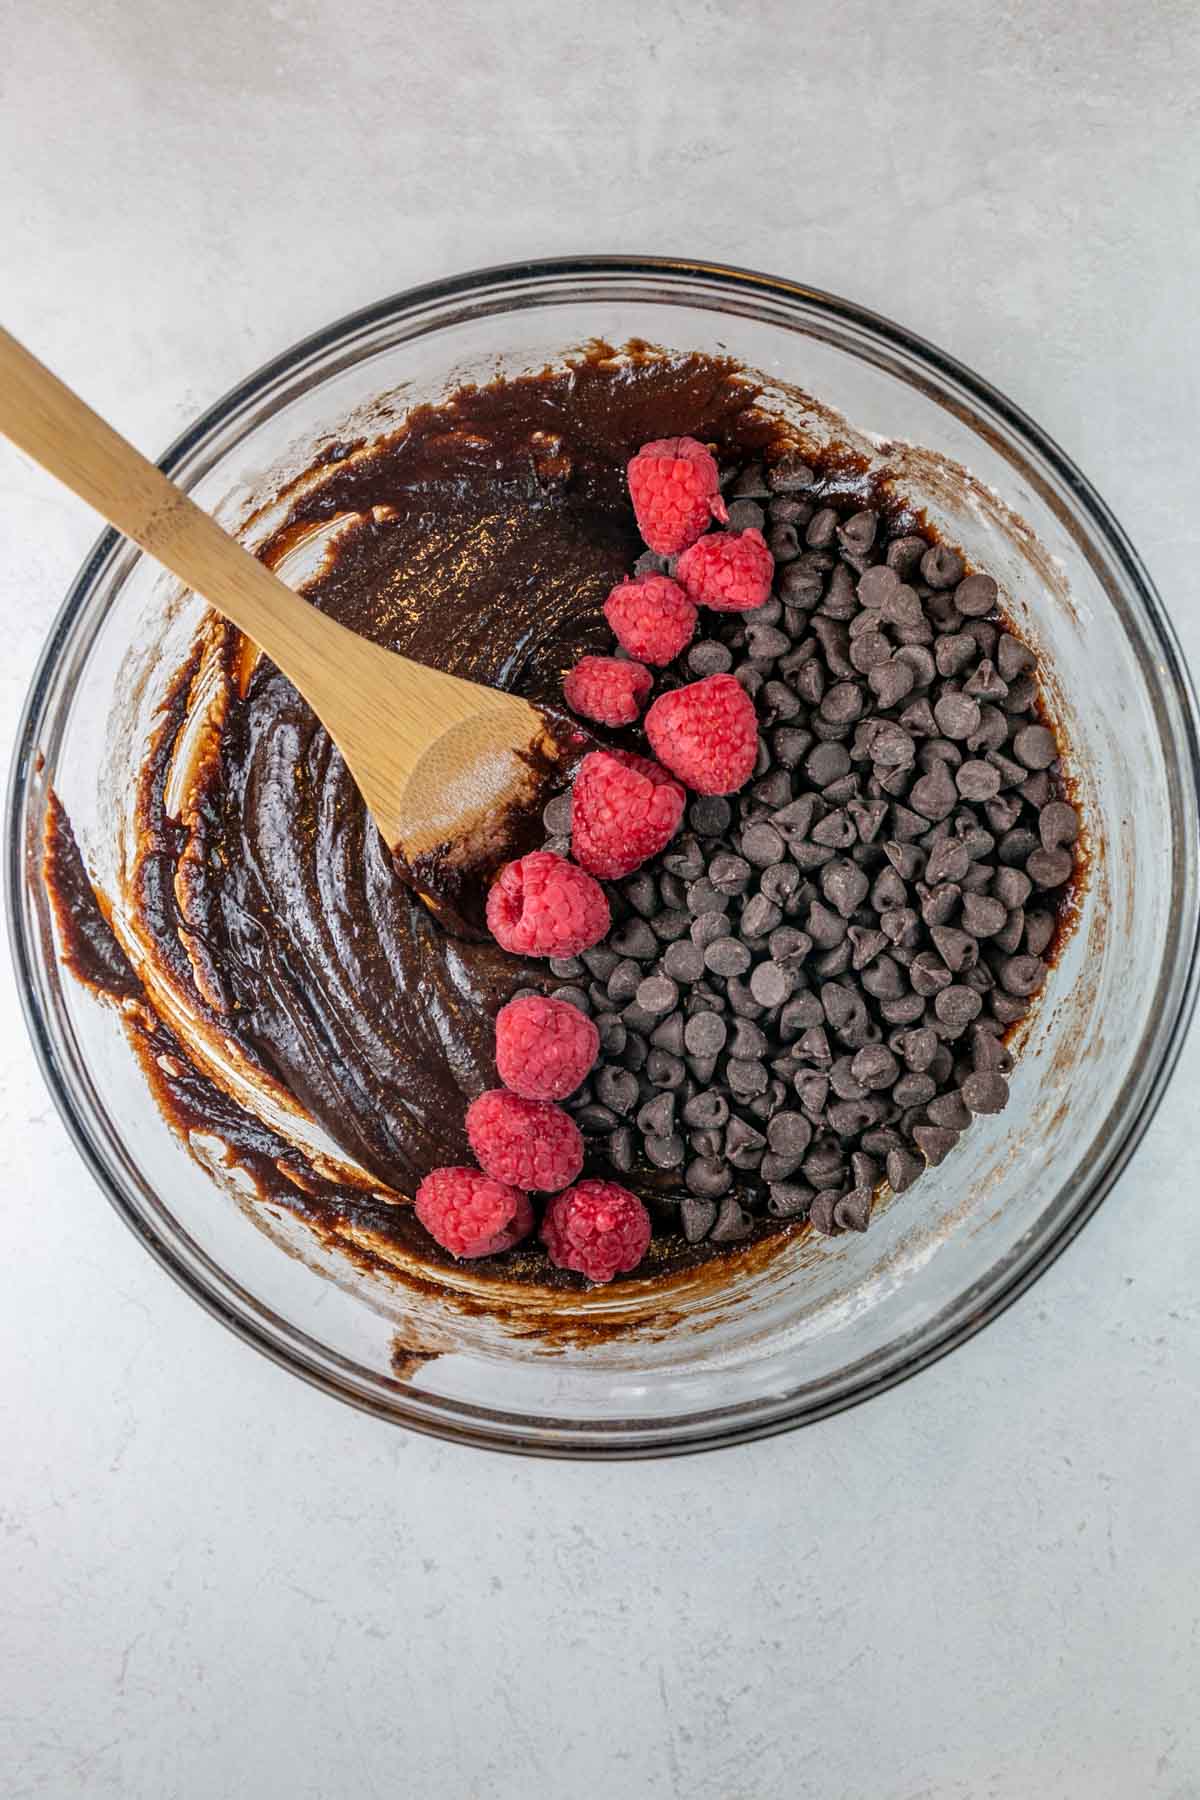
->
[3,3,1199,1795]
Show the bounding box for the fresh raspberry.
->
[466,1088,584,1192]
[644,673,758,796]
[675,528,774,612]
[414,1166,534,1259]
[627,437,728,556]
[486,850,610,958]
[495,993,599,1101]
[571,749,686,879]
[540,1179,652,1283]
[603,574,697,666]
[563,654,652,727]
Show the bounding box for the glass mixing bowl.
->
[8,258,1199,1456]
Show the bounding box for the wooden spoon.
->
[0,326,590,933]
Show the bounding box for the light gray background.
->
[2,4,1198,1796]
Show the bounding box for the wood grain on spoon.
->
[0,326,581,929]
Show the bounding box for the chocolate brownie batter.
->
[44,345,1080,1286]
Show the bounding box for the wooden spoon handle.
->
[0,325,365,686]
[0,325,547,869]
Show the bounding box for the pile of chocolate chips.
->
[533,454,1079,1246]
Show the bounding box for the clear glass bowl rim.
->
[7,254,1200,1458]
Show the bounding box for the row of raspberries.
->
[415,992,652,1281]
[417,437,773,1283]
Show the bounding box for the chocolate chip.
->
[737,895,781,942]
[962,1071,1009,1114]
[884,536,926,577]
[741,822,785,867]
[991,992,1030,1025]
[768,454,814,492]
[929,924,975,974]
[684,1012,727,1058]
[961,892,1008,937]
[606,958,642,1005]
[909,765,959,821]
[926,1089,971,1130]
[911,951,952,996]
[956,759,1001,801]
[996,954,1046,996]
[724,498,766,534]
[808,1194,839,1235]
[827,1098,880,1137]
[805,506,839,548]
[868,660,916,709]
[883,901,923,941]
[893,1072,936,1108]
[574,1102,619,1133]
[913,1123,958,1166]
[1038,801,1079,850]
[886,1147,925,1192]
[646,1049,686,1088]
[749,961,795,1008]
[832,1188,872,1232]
[663,837,706,882]
[804,899,845,949]
[580,946,620,984]
[851,1044,899,1090]
[954,573,998,617]
[797,1025,833,1065]
[634,549,668,577]
[543,792,574,836]
[1024,911,1056,957]
[704,936,752,978]
[994,633,1034,682]
[610,918,658,959]
[811,808,857,850]
[1027,846,1074,889]
[690,911,729,951]
[728,977,766,1020]
[637,1091,677,1139]
[682,1092,727,1134]
[934,634,977,679]
[645,1133,686,1170]
[820,858,870,918]
[590,1058,636,1116]
[921,545,964,589]
[689,796,731,837]
[634,974,677,1016]
[766,1182,812,1218]
[686,1157,733,1199]
[728,1057,769,1097]
[650,1014,685,1056]
[1012,724,1057,770]
[725,1116,766,1170]
[686,878,730,917]
[850,630,893,674]
[623,872,659,918]
[933,692,981,741]
[593,1015,627,1059]
[710,1196,754,1243]
[709,852,752,895]
[919,885,960,928]
[662,940,704,983]
[681,1197,717,1242]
